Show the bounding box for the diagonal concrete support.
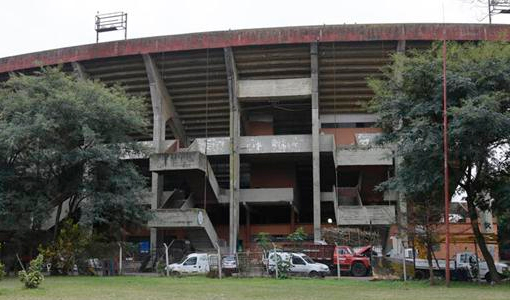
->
[143,53,189,252]
[143,54,188,147]
[224,47,241,254]
[311,42,322,242]
[71,62,88,80]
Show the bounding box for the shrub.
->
[0,261,5,280]
[19,254,44,288]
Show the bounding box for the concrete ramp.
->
[41,199,71,231]
[337,206,396,225]
[148,209,219,252]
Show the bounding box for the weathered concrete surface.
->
[311,42,321,242]
[225,46,241,254]
[4,24,510,73]
[320,113,378,124]
[144,54,187,147]
[383,190,399,202]
[150,152,221,201]
[121,140,177,159]
[148,208,219,250]
[190,134,335,156]
[336,147,392,166]
[337,205,396,225]
[238,78,311,99]
[218,188,294,205]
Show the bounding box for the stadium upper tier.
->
[1,23,509,140]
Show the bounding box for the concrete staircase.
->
[148,208,220,252]
[151,152,222,204]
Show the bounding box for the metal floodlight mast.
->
[488,0,510,23]
[95,11,128,43]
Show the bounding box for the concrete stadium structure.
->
[2,23,510,254]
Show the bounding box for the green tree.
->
[0,68,150,247]
[287,227,307,251]
[369,42,510,282]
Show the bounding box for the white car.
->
[268,252,330,277]
[167,253,210,276]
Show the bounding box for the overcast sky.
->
[0,0,508,58]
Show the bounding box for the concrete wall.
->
[336,148,392,166]
[337,206,396,225]
[321,128,382,146]
[245,121,274,136]
[238,78,311,99]
[190,134,335,156]
[251,162,295,188]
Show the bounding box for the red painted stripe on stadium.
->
[1,23,510,73]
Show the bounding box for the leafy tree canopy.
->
[0,68,151,245]
[369,42,510,281]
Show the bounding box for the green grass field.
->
[1,276,509,300]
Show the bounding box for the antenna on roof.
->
[95,11,127,43]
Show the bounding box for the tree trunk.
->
[53,203,63,241]
[467,199,500,282]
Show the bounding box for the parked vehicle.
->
[221,255,238,276]
[167,253,210,276]
[286,243,372,277]
[411,252,509,282]
[267,252,330,278]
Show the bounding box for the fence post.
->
[401,240,407,282]
[272,243,278,279]
[118,243,123,275]
[217,243,222,279]
[163,243,169,277]
[335,243,341,279]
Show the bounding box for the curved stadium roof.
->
[1,23,510,140]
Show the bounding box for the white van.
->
[167,253,210,276]
[268,252,330,277]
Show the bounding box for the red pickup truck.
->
[283,243,372,277]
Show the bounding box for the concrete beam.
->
[311,42,321,242]
[190,134,336,156]
[336,148,393,166]
[218,188,294,205]
[320,113,378,124]
[238,78,311,100]
[224,47,241,254]
[143,54,188,148]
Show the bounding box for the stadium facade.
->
[1,24,509,254]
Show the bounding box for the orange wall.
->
[245,121,274,136]
[390,223,500,261]
[250,162,295,188]
[321,128,382,145]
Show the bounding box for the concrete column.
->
[224,47,241,253]
[311,42,322,242]
[395,40,408,239]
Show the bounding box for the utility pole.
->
[442,37,451,287]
